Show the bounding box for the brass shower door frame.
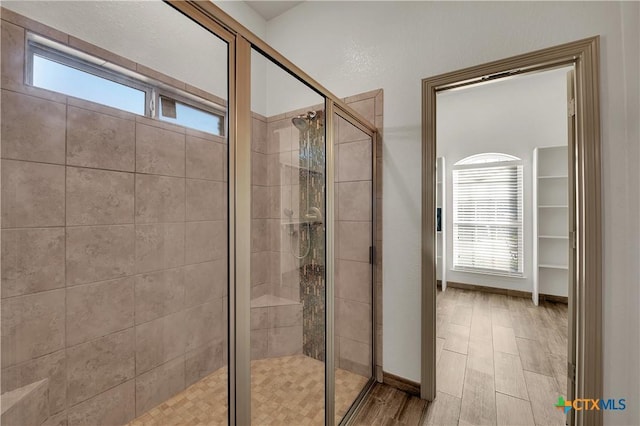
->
[421,37,602,426]
[165,2,379,425]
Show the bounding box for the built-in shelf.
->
[534,146,569,305]
[538,175,568,179]
[281,220,322,226]
[539,264,569,270]
[281,162,323,174]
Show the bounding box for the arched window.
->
[452,153,524,276]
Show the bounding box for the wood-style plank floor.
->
[423,287,568,426]
[350,383,428,425]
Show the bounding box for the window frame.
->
[452,156,525,278]
[25,32,226,136]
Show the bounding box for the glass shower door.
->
[333,110,375,423]
[0,3,230,425]
[248,48,327,424]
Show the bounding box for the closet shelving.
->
[533,146,569,305]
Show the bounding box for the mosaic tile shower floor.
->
[129,355,369,426]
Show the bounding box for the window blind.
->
[453,163,523,276]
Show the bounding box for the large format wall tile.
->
[336,259,371,304]
[267,119,292,154]
[66,225,135,285]
[135,268,185,324]
[336,298,372,345]
[186,179,223,221]
[250,219,268,253]
[1,227,65,298]
[251,251,269,287]
[1,290,65,368]
[135,311,186,374]
[252,152,268,185]
[66,167,134,226]
[337,221,372,263]
[136,124,185,177]
[67,380,135,426]
[186,136,224,181]
[338,181,372,221]
[185,221,225,264]
[66,277,135,346]
[337,140,372,182]
[348,98,375,124]
[252,117,267,154]
[267,325,302,358]
[1,349,67,414]
[339,336,371,377]
[135,356,185,415]
[135,223,184,273]
[251,185,270,219]
[185,340,224,386]
[1,21,25,91]
[66,106,135,172]
[1,377,49,426]
[1,159,65,228]
[269,304,302,328]
[337,116,370,145]
[184,301,222,352]
[184,260,225,308]
[135,174,185,224]
[66,329,135,405]
[251,329,268,360]
[1,90,66,164]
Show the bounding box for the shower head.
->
[292,116,308,132]
[292,110,320,132]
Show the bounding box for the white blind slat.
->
[453,162,524,276]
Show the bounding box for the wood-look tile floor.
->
[350,383,428,426]
[423,287,568,426]
[129,355,368,426]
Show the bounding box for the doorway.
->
[421,38,602,426]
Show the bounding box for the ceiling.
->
[245,1,303,21]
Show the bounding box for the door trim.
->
[421,36,602,426]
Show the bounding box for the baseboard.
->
[382,371,421,397]
[440,280,568,304]
[539,294,569,304]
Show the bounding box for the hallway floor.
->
[128,355,368,425]
[423,287,568,425]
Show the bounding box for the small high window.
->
[453,153,524,277]
[32,53,147,115]
[27,33,225,136]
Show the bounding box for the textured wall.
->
[1,10,228,425]
[265,5,640,415]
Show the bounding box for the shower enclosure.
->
[0,1,378,425]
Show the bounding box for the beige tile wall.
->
[0,8,384,424]
[335,90,383,378]
[1,10,228,426]
[249,93,384,374]
[249,112,304,358]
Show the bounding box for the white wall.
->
[3,1,233,102]
[264,2,640,422]
[437,67,569,294]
